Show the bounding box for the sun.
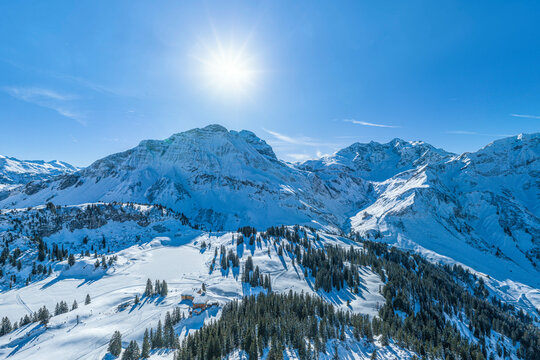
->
[195,39,258,97]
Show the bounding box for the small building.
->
[193,302,207,310]
[181,294,194,301]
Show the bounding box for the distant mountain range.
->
[0,155,77,187]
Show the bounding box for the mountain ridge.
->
[0,154,78,186]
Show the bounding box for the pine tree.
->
[122,340,140,360]
[160,280,168,297]
[37,306,50,325]
[0,317,12,336]
[85,294,91,305]
[108,330,122,357]
[152,320,163,348]
[68,254,76,267]
[141,328,151,358]
[72,300,78,310]
[164,312,175,348]
[144,278,153,297]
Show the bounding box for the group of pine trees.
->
[0,233,117,288]
[241,256,271,290]
[109,331,140,359]
[218,245,240,270]
[93,254,118,269]
[144,278,168,297]
[108,307,184,358]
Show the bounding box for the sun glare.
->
[196,40,257,97]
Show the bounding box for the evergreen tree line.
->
[254,226,539,359]
[0,201,193,287]
[175,291,372,360]
[0,235,116,287]
[175,230,539,360]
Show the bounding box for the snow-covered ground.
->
[0,226,388,359]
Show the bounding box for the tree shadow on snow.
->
[1,324,46,357]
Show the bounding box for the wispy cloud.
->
[3,86,86,125]
[263,129,343,163]
[510,113,540,120]
[446,130,512,137]
[263,129,337,147]
[344,119,400,128]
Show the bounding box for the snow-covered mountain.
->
[0,126,456,231]
[0,155,77,185]
[0,154,78,201]
[350,133,540,287]
[298,137,453,181]
[0,125,372,230]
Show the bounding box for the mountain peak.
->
[202,124,229,133]
[388,137,407,146]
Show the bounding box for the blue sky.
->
[1,1,539,166]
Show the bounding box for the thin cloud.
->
[446,130,512,137]
[263,129,337,147]
[4,86,75,101]
[3,86,86,125]
[510,113,540,120]
[344,119,400,128]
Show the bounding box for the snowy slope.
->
[0,207,531,359]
